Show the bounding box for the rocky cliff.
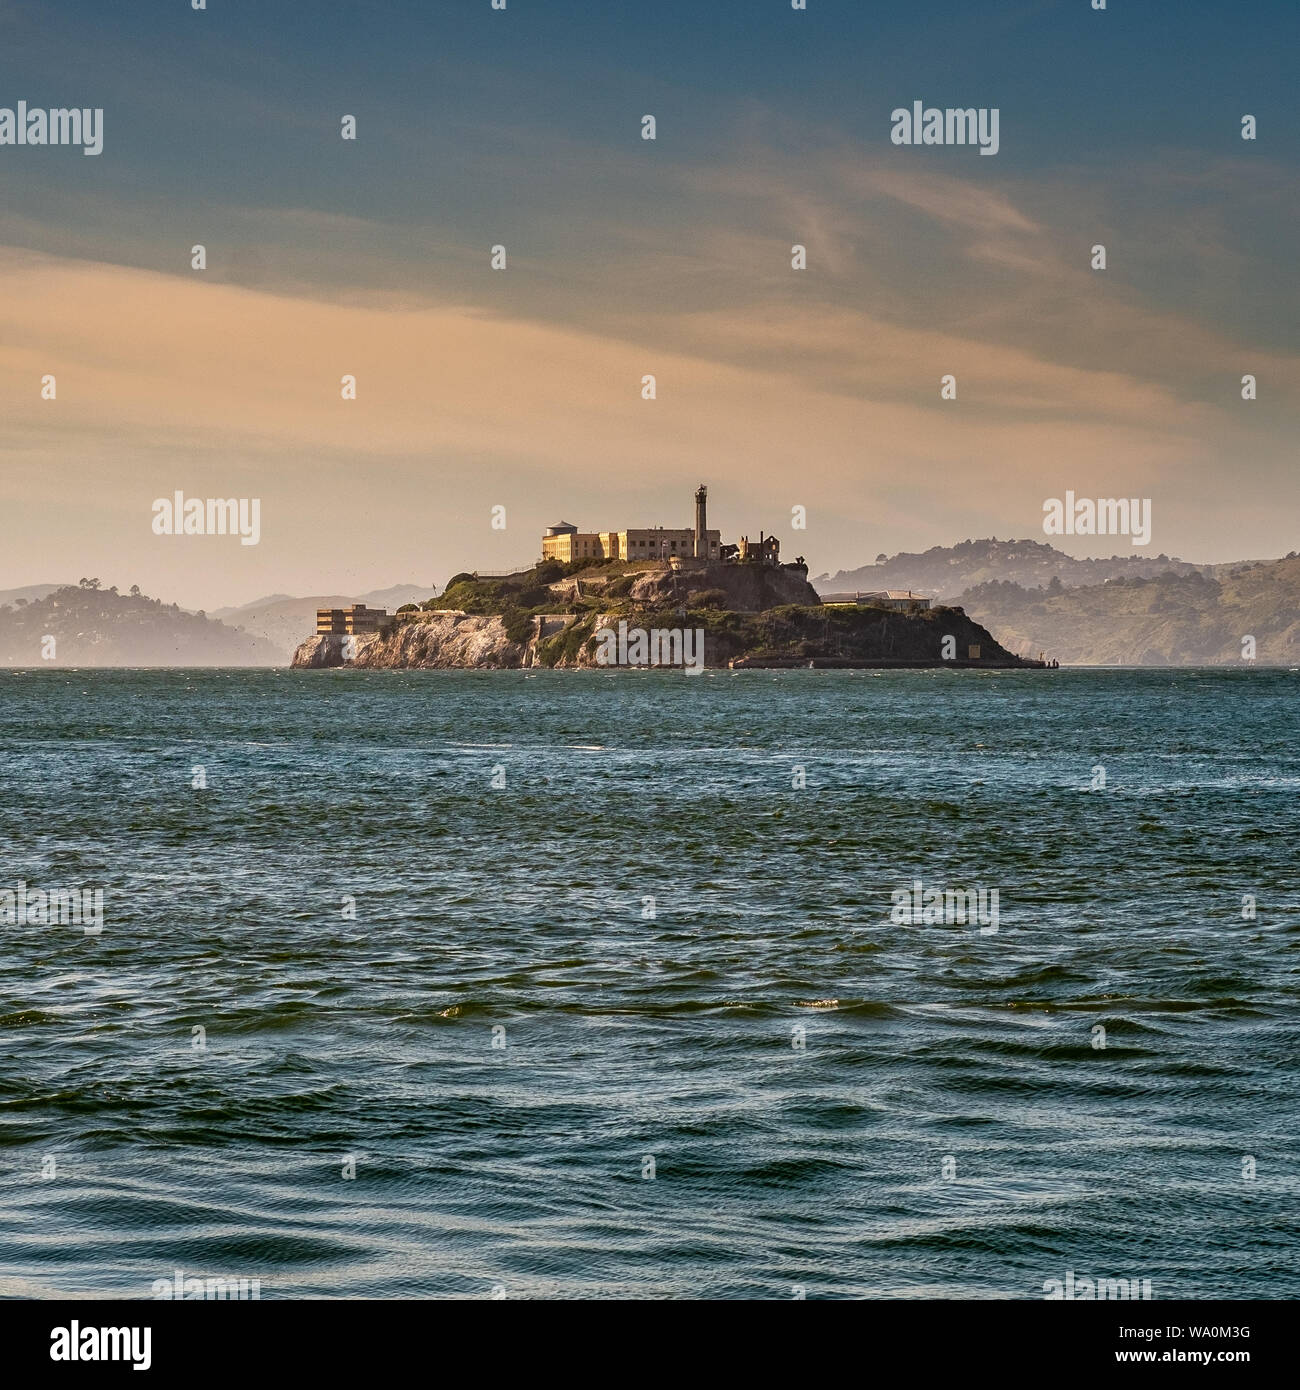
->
[296,615,526,670]
[622,562,821,611]
[292,600,1036,671]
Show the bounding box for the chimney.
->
[694,484,707,559]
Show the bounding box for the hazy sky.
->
[1,0,1297,609]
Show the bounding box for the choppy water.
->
[1,667,1297,1299]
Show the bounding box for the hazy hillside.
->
[818,538,1217,602]
[212,583,432,657]
[959,556,1300,665]
[0,583,282,666]
[0,582,70,608]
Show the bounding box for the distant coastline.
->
[10,537,1297,669]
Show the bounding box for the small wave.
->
[0,1009,56,1027]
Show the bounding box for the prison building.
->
[316,603,389,635]
[542,521,720,563]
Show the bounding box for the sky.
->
[1,0,1297,609]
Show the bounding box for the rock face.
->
[292,633,376,668]
[292,615,524,670]
[291,602,1038,671]
[625,563,820,611]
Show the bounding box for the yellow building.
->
[316,603,388,634]
[542,521,721,564]
[541,524,607,562]
[607,527,720,561]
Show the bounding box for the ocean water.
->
[1,666,1297,1300]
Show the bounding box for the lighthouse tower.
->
[694,484,708,559]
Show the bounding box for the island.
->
[291,486,1044,671]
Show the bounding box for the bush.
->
[440,579,494,614]
[537,614,597,667]
[690,587,729,609]
[397,603,418,613]
[445,572,474,588]
[502,608,535,644]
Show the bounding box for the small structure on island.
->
[316,603,388,635]
[720,533,783,567]
[819,590,931,613]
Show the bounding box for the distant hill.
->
[0,583,283,666]
[212,584,433,658]
[0,582,72,609]
[957,556,1300,665]
[817,538,1219,603]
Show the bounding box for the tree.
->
[129,585,141,597]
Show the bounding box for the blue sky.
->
[0,0,1297,606]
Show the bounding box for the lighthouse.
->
[694,484,708,559]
